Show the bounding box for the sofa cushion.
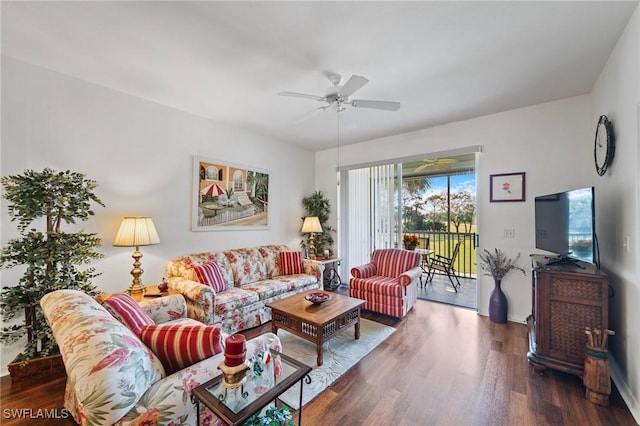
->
[258,244,290,278]
[225,248,267,286]
[102,293,155,336]
[192,262,228,292]
[241,280,291,300]
[214,286,260,317]
[350,276,404,297]
[372,249,421,278]
[278,251,304,276]
[140,323,223,374]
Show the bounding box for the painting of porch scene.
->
[196,159,269,228]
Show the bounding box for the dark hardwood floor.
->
[1,298,636,425]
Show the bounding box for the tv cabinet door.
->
[530,268,608,376]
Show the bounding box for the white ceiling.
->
[2,1,637,152]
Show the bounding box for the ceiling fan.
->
[414,158,460,172]
[279,74,400,112]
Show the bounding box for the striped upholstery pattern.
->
[140,323,223,374]
[350,262,377,279]
[102,293,155,336]
[193,262,227,292]
[371,249,421,278]
[349,249,421,319]
[278,251,304,276]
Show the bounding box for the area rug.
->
[277,318,395,409]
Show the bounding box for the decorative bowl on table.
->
[305,292,331,305]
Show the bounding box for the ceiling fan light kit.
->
[279,74,400,113]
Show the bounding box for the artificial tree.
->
[0,168,104,363]
[301,191,334,257]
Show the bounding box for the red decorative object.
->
[224,334,246,367]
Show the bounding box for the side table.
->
[96,284,179,304]
[313,257,343,291]
[191,350,311,425]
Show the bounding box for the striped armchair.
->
[349,249,422,318]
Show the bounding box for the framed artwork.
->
[192,156,270,231]
[490,172,525,202]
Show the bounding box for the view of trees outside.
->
[400,173,476,233]
[398,172,478,277]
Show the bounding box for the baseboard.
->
[610,356,640,425]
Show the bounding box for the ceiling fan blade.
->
[350,99,401,111]
[340,75,369,97]
[279,92,326,101]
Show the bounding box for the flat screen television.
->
[534,187,595,266]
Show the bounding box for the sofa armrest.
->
[399,266,422,287]
[303,259,325,283]
[167,277,215,325]
[351,262,377,279]
[138,294,188,324]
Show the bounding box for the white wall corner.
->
[610,355,640,424]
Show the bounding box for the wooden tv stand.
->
[527,255,609,377]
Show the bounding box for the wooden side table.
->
[97,284,179,304]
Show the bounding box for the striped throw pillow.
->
[279,251,304,276]
[192,262,227,292]
[140,323,223,374]
[102,293,155,336]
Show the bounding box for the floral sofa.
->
[165,245,324,334]
[41,289,282,426]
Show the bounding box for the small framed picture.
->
[490,172,525,202]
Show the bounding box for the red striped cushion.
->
[192,262,227,292]
[140,323,223,375]
[278,251,304,276]
[102,293,154,336]
[372,249,421,278]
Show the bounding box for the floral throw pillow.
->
[192,262,228,292]
[102,293,155,336]
[140,323,223,375]
[278,251,304,276]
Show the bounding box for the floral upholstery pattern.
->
[258,244,290,278]
[41,289,283,426]
[138,294,188,324]
[166,245,324,334]
[224,248,268,286]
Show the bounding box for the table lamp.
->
[301,216,323,260]
[113,217,160,294]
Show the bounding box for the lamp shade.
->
[113,217,160,247]
[301,216,322,234]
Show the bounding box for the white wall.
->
[317,94,593,323]
[315,6,640,419]
[591,4,640,421]
[0,57,316,375]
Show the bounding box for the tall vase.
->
[489,279,508,323]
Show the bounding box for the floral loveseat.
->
[166,245,324,334]
[41,289,282,426]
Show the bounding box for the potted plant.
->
[403,234,420,250]
[0,168,104,381]
[478,248,526,323]
[301,191,334,257]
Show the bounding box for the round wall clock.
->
[594,115,614,176]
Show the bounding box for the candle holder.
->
[218,361,249,389]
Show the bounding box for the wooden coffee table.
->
[267,290,365,366]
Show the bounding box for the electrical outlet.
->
[623,236,630,253]
[504,229,515,238]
